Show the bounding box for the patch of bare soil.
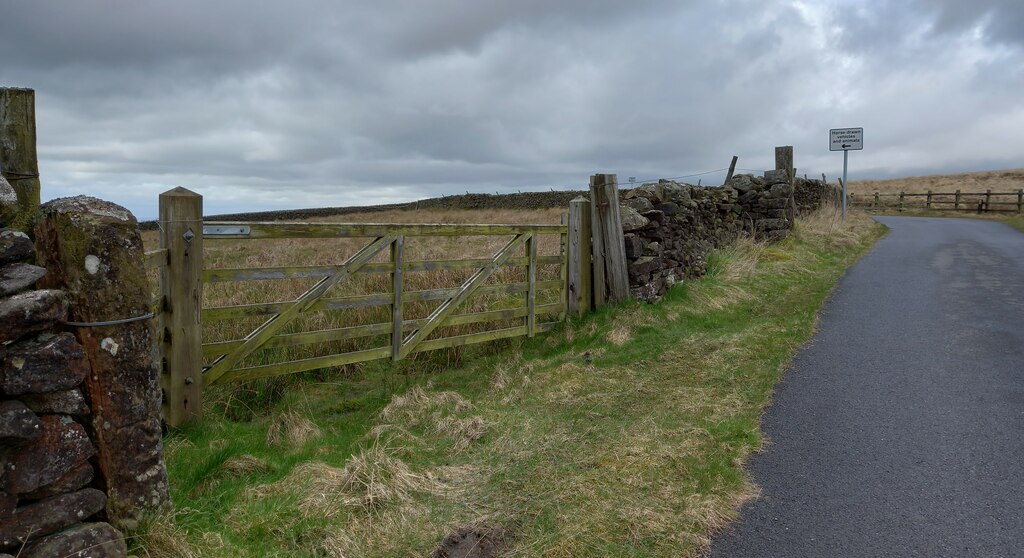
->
[432,526,507,558]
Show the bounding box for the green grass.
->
[136,210,884,557]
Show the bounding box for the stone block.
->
[654,202,679,216]
[0,333,89,395]
[623,234,643,260]
[21,462,94,502]
[758,198,790,210]
[768,183,794,199]
[0,489,106,549]
[0,264,46,297]
[620,206,650,233]
[765,229,791,242]
[764,169,789,185]
[0,290,65,344]
[0,401,42,446]
[0,230,33,266]
[640,210,664,224]
[22,522,127,558]
[1,415,96,495]
[0,493,13,519]
[20,389,90,415]
[755,218,789,232]
[623,197,653,213]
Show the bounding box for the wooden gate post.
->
[985,189,992,213]
[0,88,41,229]
[1018,189,1023,214]
[926,191,933,210]
[567,197,592,317]
[724,155,738,185]
[159,187,203,426]
[955,189,961,211]
[589,174,629,305]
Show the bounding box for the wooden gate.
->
[150,189,582,426]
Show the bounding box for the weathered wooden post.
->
[955,189,961,211]
[589,174,629,305]
[926,190,933,210]
[724,155,738,185]
[775,146,796,220]
[985,189,992,213]
[391,236,404,361]
[159,187,204,426]
[1018,189,1023,214]
[0,88,41,229]
[899,191,905,212]
[567,197,592,317]
[34,197,171,529]
[873,191,879,208]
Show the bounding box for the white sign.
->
[830,128,863,151]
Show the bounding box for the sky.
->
[2,0,1023,220]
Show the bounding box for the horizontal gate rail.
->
[202,221,564,239]
[210,321,560,386]
[201,280,564,321]
[201,302,566,358]
[202,255,563,283]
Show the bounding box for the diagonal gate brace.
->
[203,235,397,384]
[397,233,530,360]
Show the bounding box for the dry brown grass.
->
[266,410,322,449]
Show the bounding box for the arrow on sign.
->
[842,144,851,148]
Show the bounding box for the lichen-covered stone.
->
[620,206,650,233]
[623,196,654,213]
[21,461,93,502]
[0,488,106,549]
[0,230,33,266]
[0,290,65,344]
[21,522,127,558]
[0,333,89,395]
[35,196,170,528]
[1,415,96,495]
[0,263,45,297]
[0,400,42,446]
[768,183,793,199]
[20,388,90,415]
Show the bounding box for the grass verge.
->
[135,207,883,557]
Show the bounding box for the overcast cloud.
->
[2,0,1022,218]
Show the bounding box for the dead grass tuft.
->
[434,415,490,453]
[379,386,472,425]
[132,515,201,558]
[221,454,269,477]
[797,203,873,249]
[266,410,322,449]
[607,326,632,346]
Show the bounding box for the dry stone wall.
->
[0,196,169,557]
[620,170,796,302]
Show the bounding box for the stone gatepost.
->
[34,196,170,529]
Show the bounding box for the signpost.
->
[830,127,863,220]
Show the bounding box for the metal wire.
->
[63,313,155,327]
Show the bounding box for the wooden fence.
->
[146,176,629,426]
[850,189,1024,213]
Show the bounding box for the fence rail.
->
[851,189,1024,213]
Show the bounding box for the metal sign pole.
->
[842,149,848,222]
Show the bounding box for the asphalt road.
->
[709,217,1024,558]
